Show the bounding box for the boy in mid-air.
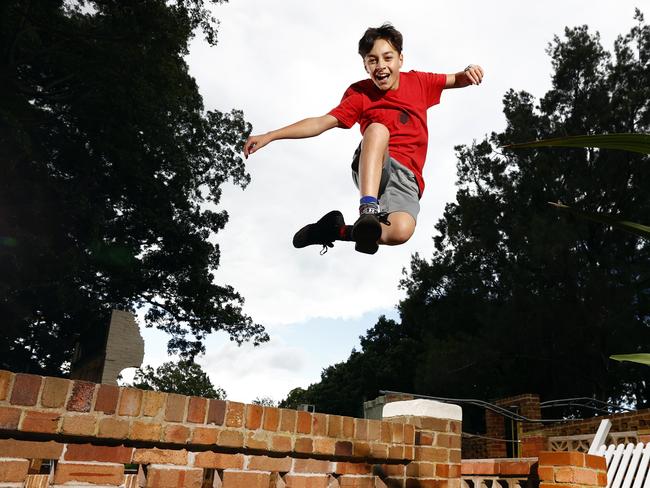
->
[243,23,484,254]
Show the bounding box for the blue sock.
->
[360,196,378,205]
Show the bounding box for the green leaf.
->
[549,202,650,240]
[504,133,650,154]
[610,354,650,366]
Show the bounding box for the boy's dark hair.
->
[358,23,403,57]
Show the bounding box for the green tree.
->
[131,360,226,399]
[285,11,650,421]
[252,396,277,407]
[0,0,268,375]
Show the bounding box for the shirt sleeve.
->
[328,85,364,129]
[418,72,447,108]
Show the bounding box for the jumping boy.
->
[243,23,484,254]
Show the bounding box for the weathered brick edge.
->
[0,370,413,463]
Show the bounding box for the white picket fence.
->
[590,419,650,488]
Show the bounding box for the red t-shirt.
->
[328,70,446,195]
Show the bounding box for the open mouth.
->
[375,72,390,82]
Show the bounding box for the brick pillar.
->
[521,436,546,457]
[538,451,607,488]
[383,399,462,488]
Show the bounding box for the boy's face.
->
[363,38,403,91]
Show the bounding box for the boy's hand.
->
[463,64,484,85]
[243,134,271,158]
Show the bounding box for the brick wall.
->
[537,451,607,488]
[0,370,463,487]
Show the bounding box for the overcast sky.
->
[126,0,643,404]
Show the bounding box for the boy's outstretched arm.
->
[445,64,484,89]
[243,114,340,158]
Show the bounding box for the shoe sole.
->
[352,216,381,255]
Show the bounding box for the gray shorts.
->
[351,144,421,220]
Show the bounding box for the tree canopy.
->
[0,0,267,376]
[285,11,650,427]
[131,360,226,399]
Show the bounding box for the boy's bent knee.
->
[363,123,390,141]
[380,212,415,245]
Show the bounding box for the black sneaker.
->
[352,214,382,254]
[293,210,345,254]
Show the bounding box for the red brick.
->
[403,424,416,444]
[129,420,161,442]
[271,434,292,452]
[388,445,404,459]
[207,398,226,425]
[145,465,202,488]
[335,441,353,456]
[297,410,312,434]
[118,388,143,417]
[539,451,586,467]
[0,406,22,430]
[380,463,405,477]
[585,454,607,470]
[390,422,404,443]
[165,393,187,422]
[294,459,334,473]
[380,422,392,444]
[407,461,434,478]
[191,426,220,445]
[10,374,41,406]
[219,429,244,447]
[133,448,188,465]
[336,462,373,475]
[279,408,297,433]
[64,444,134,463]
[0,458,28,482]
[163,424,190,444]
[538,466,555,481]
[54,461,124,485]
[41,377,70,408]
[368,420,382,441]
[142,390,166,417]
[245,430,270,450]
[353,441,371,457]
[313,437,336,455]
[248,455,292,472]
[342,416,355,438]
[355,419,369,440]
[574,467,600,485]
[283,474,331,488]
[246,404,263,430]
[370,443,389,459]
[95,384,120,414]
[339,475,376,487]
[194,452,245,469]
[222,470,270,488]
[61,413,97,436]
[499,460,536,476]
[313,413,328,436]
[187,396,207,423]
[98,417,130,439]
[295,436,313,453]
[0,371,13,401]
[225,401,245,428]
[21,410,60,433]
[66,381,95,412]
[263,406,280,431]
[328,415,343,438]
[0,438,63,460]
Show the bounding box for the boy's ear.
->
[399,53,404,69]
